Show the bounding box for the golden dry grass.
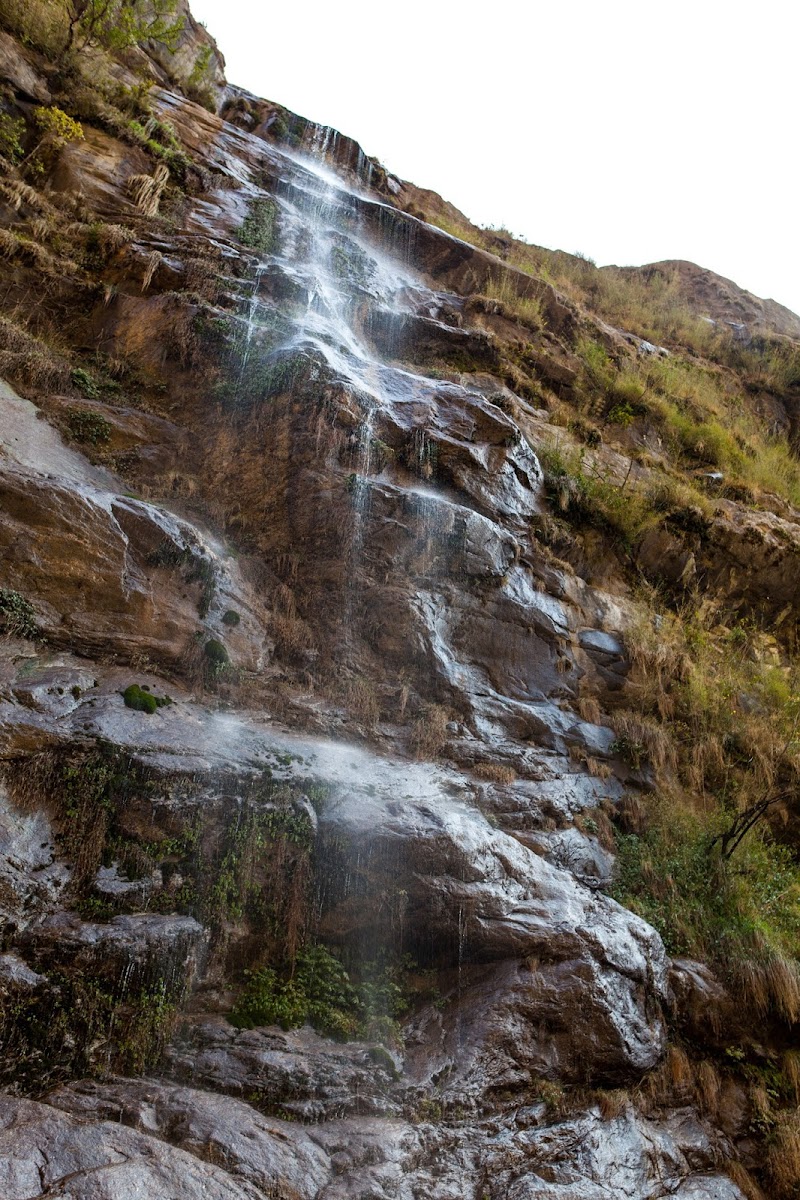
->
[0,313,71,390]
[695,1059,721,1117]
[473,761,516,784]
[410,704,450,760]
[769,1109,800,1194]
[481,274,546,331]
[610,710,677,776]
[270,612,315,661]
[726,1161,767,1200]
[596,1089,628,1120]
[128,164,169,217]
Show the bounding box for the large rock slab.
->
[20,912,208,995]
[404,957,665,1094]
[48,1079,330,1200]
[38,1083,747,1200]
[163,1016,401,1120]
[0,782,68,932]
[0,1094,265,1199]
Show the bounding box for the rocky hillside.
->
[1,3,800,1197]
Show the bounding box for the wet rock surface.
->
[0,1085,745,1200]
[0,1094,265,1199]
[20,912,208,995]
[164,1017,402,1119]
[0,13,785,1198]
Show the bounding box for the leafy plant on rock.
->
[0,113,25,165]
[67,406,111,445]
[0,589,37,638]
[63,0,184,55]
[122,684,172,713]
[239,197,278,255]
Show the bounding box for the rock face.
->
[2,1082,743,1200]
[0,381,269,673]
[616,258,800,340]
[0,1094,264,1200]
[2,7,796,1198]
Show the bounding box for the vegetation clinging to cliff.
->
[0,0,183,59]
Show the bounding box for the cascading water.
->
[226,126,544,1052]
[232,136,452,649]
[238,262,266,383]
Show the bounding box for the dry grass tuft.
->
[473,761,516,784]
[481,274,547,330]
[410,704,450,760]
[578,692,602,725]
[0,228,22,259]
[0,178,57,214]
[583,755,612,780]
[596,1088,628,1120]
[129,164,169,216]
[728,952,800,1024]
[270,613,315,662]
[338,675,380,727]
[666,1044,694,1097]
[750,1084,774,1130]
[726,1160,767,1200]
[142,250,162,291]
[577,807,615,850]
[695,1059,721,1117]
[0,314,71,390]
[783,1051,800,1105]
[611,709,677,775]
[769,1109,800,1195]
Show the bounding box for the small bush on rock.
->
[122,684,171,713]
[231,945,408,1044]
[231,945,360,1038]
[0,588,37,638]
[0,113,25,165]
[239,197,278,255]
[204,638,229,674]
[70,367,101,398]
[67,407,112,445]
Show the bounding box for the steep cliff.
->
[1,6,800,1198]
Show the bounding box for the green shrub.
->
[239,197,278,254]
[67,407,112,445]
[204,638,229,669]
[0,113,25,164]
[70,367,101,398]
[538,441,653,549]
[222,609,240,626]
[123,684,157,714]
[230,945,408,1043]
[65,0,184,55]
[122,684,171,713]
[186,45,217,110]
[611,801,800,1022]
[268,111,303,148]
[32,106,83,145]
[606,402,637,427]
[231,945,359,1038]
[0,588,37,638]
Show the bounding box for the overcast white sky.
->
[191,0,800,317]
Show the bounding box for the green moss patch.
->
[122,684,172,713]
